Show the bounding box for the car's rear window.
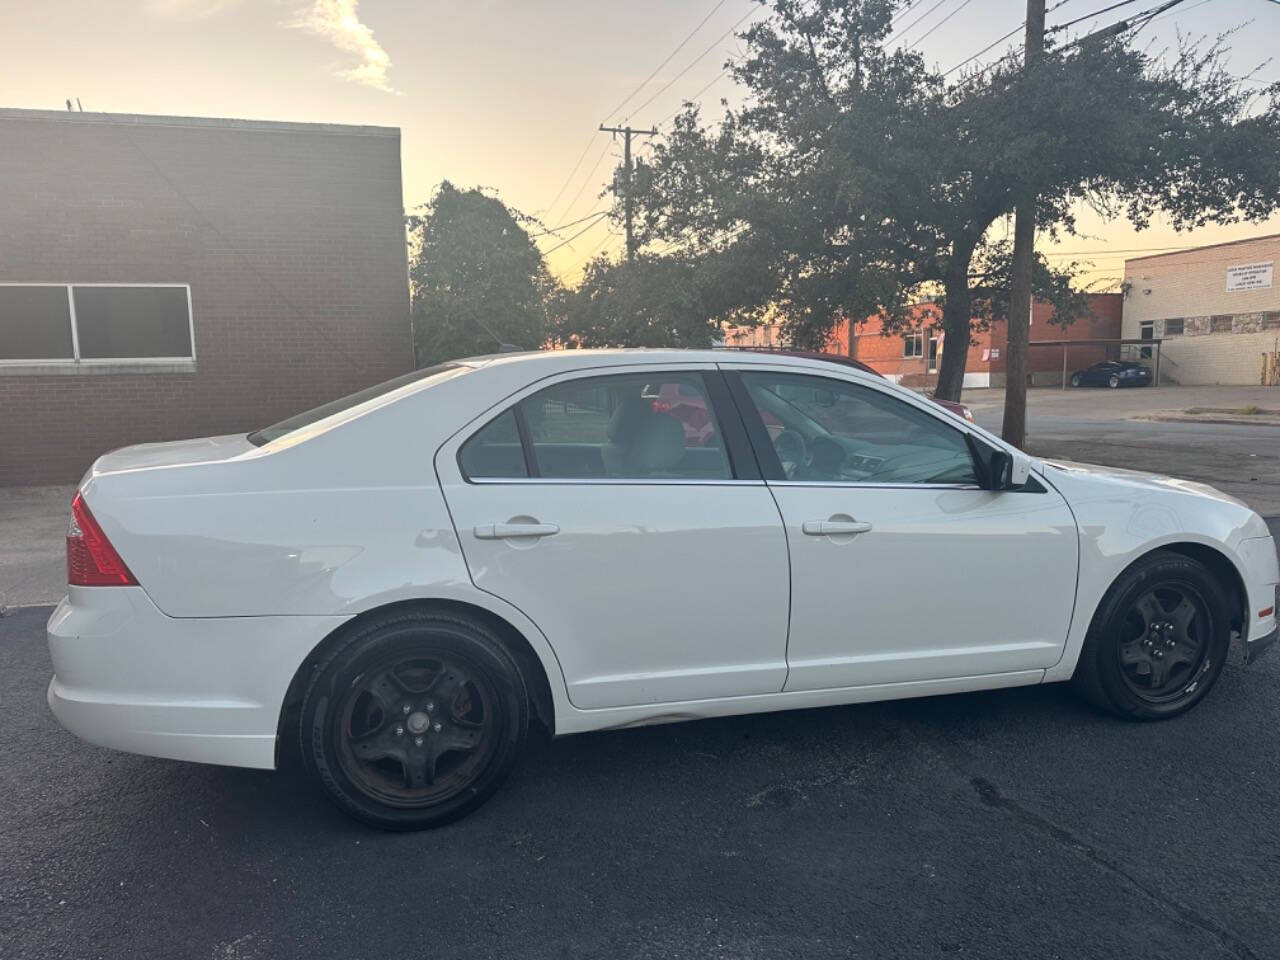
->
[248,363,464,446]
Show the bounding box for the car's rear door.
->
[723,364,1078,691]
[435,364,791,710]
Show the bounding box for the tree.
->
[553,244,774,348]
[408,182,556,367]
[628,0,1280,404]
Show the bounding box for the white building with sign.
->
[1122,233,1280,385]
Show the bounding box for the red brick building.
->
[725,293,1123,388]
[0,108,413,485]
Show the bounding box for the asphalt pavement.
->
[4,593,1280,959]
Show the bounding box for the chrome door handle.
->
[801,519,872,536]
[474,522,560,540]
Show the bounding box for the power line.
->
[543,134,600,215]
[905,0,978,50]
[656,62,738,127]
[1047,0,1143,33]
[543,213,611,255]
[888,0,956,45]
[943,22,1024,76]
[552,136,615,224]
[542,0,734,216]
[629,5,761,122]
[891,0,927,27]
[530,208,610,238]
[604,0,732,123]
[944,0,1075,81]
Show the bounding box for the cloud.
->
[289,0,398,94]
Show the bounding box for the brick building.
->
[0,108,412,485]
[1122,234,1280,385]
[725,293,1123,388]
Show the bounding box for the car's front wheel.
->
[299,609,529,830]
[1072,551,1230,720]
[1070,373,1082,387]
[1108,374,1121,388]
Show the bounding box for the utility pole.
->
[599,124,657,261]
[1001,0,1046,448]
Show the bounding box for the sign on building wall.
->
[1225,261,1274,292]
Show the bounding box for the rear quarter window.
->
[248,363,466,446]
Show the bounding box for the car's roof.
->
[459,347,876,374]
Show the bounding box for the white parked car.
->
[48,350,1278,829]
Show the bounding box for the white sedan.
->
[48,349,1278,829]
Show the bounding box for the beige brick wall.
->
[1157,330,1280,386]
[1123,235,1280,385]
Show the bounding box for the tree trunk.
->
[1001,0,1046,449]
[934,256,974,402]
[1001,203,1035,447]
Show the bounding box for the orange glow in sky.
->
[4,0,1277,290]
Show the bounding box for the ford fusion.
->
[47,350,1279,829]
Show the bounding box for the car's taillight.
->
[67,492,138,587]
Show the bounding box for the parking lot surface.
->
[4,589,1280,959]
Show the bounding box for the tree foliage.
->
[409,182,556,367]
[626,0,1280,398]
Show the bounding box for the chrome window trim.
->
[466,477,765,487]
[764,481,983,490]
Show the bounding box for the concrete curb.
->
[1135,414,1280,427]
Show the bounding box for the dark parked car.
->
[1070,360,1152,389]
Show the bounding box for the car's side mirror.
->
[1008,448,1031,487]
[970,438,1031,491]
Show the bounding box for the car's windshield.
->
[248,363,464,446]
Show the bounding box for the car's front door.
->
[725,366,1079,691]
[435,365,791,709]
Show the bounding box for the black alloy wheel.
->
[300,610,529,829]
[1072,551,1229,720]
[336,655,496,806]
[1117,584,1212,704]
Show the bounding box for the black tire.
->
[299,609,529,830]
[1108,374,1121,388]
[1072,551,1229,720]
[1070,374,1082,388]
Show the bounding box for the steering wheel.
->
[803,435,847,480]
[773,430,807,478]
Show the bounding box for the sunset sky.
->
[4,0,1278,291]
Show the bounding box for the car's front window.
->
[741,372,977,485]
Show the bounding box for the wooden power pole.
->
[1001,0,1046,448]
[599,124,657,261]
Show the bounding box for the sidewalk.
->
[0,485,74,610]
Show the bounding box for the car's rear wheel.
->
[1070,373,1082,387]
[299,610,529,830]
[1072,551,1229,720]
[1108,374,1121,388]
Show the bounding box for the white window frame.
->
[903,331,924,358]
[0,282,195,368]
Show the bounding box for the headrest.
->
[607,394,653,443]
[628,413,686,474]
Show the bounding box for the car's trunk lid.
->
[89,434,257,478]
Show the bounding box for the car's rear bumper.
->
[46,586,348,769]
